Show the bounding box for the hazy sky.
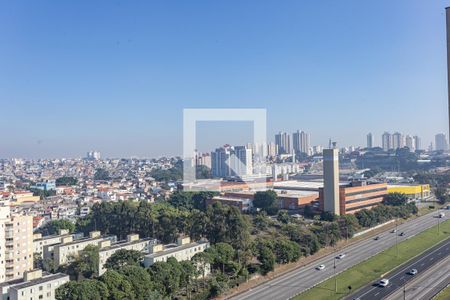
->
[1,1,449,158]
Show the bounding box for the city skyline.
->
[1,1,449,159]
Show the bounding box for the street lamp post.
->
[334,256,337,293]
[395,218,399,258]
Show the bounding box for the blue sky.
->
[0,0,449,158]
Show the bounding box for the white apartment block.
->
[0,202,33,283]
[143,237,210,273]
[0,269,69,300]
[32,230,71,256]
[98,234,155,276]
[52,231,112,266]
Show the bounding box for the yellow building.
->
[387,184,431,201]
[12,191,40,204]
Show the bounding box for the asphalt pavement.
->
[227,210,450,300]
[386,255,450,300]
[348,237,450,300]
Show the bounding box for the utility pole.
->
[334,255,337,293]
[395,218,399,257]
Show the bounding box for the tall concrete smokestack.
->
[446,8,450,136]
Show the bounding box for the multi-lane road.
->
[348,237,450,300]
[386,255,450,300]
[227,211,450,300]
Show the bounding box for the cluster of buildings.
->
[369,132,449,152]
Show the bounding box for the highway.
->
[227,211,450,300]
[386,255,450,300]
[348,237,450,300]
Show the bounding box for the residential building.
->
[293,130,310,155]
[366,133,374,148]
[33,230,71,256]
[382,132,392,151]
[211,146,253,178]
[98,234,155,276]
[51,231,112,266]
[413,135,421,151]
[275,132,291,155]
[143,237,210,272]
[0,269,69,300]
[405,135,415,152]
[0,203,33,282]
[31,181,56,192]
[435,133,449,151]
[392,132,404,150]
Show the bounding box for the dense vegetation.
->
[55,176,78,186]
[54,191,419,299]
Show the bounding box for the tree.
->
[257,245,275,275]
[94,168,110,181]
[169,191,194,210]
[277,210,290,224]
[207,242,235,274]
[56,176,77,186]
[253,212,271,231]
[253,190,278,214]
[272,239,301,264]
[205,202,251,250]
[56,280,109,300]
[105,249,143,270]
[38,219,75,236]
[99,270,134,300]
[338,214,359,239]
[148,258,182,297]
[65,245,99,280]
[192,252,211,280]
[118,265,154,299]
[435,187,450,204]
[320,211,337,222]
[383,193,408,206]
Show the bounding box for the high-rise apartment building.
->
[405,135,415,152]
[381,132,392,151]
[322,148,340,215]
[392,132,404,150]
[211,146,253,178]
[0,202,33,282]
[292,130,310,155]
[435,133,449,151]
[275,132,291,155]
[366,133,374,148]
[266,143,278,157]
[414,135,421,151]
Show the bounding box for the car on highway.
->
[408,269,418,275]
[399,232,405,236]
[316,264,325,270]
[379,279,389,287]
[374,236,380,240]
[336,254,346,259]
[439,212,445,218]
[391,229,397,233]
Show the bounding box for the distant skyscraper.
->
[322,148,340,215]
[435,133,449,151]
[211,145,253,178]
[293,130,310,155]
[392,132,404,150]
[275,132,291,154]
[366,133,374,148]
[266,143,278,157]
[86,151,101,160]
[382,132,392,151]
[405,135,415,152]
[413,135,421,151]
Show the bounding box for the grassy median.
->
[433,284,450,300]
[294,218,450,300]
